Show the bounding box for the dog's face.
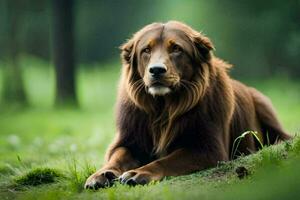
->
[121,21,214,96]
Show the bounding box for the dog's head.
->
[121,21,215,97]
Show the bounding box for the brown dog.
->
[85,21,291,189]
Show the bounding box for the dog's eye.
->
[142,47,151,54]
[171,44,182,54]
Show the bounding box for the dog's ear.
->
[120,38,135,65]
[191,32,215,61]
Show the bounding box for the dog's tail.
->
[250,88,292,145]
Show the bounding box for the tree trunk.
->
[2,0,28,105]
[52,0,77,106]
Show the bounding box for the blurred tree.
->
[52,0,77,106]
[0,0,299,80]
[75,0,154,63]
[2,0,28,105]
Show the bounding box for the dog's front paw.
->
[84,169,120,190]
[119,169,161,186]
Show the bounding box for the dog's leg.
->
[119,148,226,185]
[85,147,139,189]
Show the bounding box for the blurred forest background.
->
[0,0,299,107]
[0,0,299,199]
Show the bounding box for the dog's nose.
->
[149,64,167,78]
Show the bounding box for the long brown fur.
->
[85,21,291,189]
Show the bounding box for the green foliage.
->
[1,1,300,77]
[13,168,63,187]
[66,158,96,192]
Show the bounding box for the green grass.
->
[0,56,300,199]
[13,168,63,187]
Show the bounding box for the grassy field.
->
[0,57,300,199]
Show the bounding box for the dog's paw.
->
[84,170,119,190]
[119,169,157,186]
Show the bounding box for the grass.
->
[230,131,264,160]
[13,168,63,187]
[0,56,300,199]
